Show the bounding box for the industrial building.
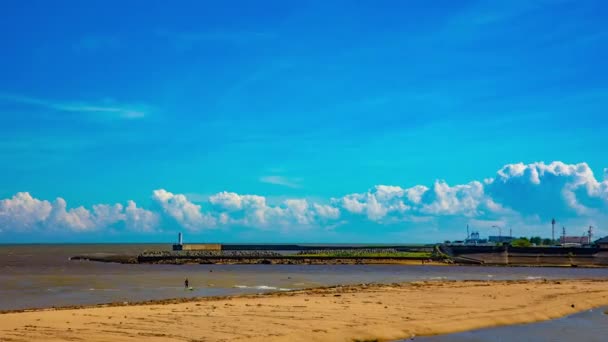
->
[557,225,593,247]
[559,236,590,247]
[596,236,608,249]
[464,231,488,245]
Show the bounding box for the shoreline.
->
[2,279,608,341]
[1,278,607,315]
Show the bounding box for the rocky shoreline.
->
[70,249,440,265]
[70,246,608,267]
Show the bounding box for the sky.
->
[0,0,607,243]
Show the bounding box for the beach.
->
[2,279,607,342]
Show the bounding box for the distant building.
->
[488,236,515,244]
[173,243,222,251]
[465,231,488,245]
[172,232,222,251]
[596,236,608,249]
[560,236,590,246]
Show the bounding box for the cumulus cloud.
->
[313,203,340,220]
[47,198,96,231]
[209,191,266,211]
[0,192,157,233]
[0,192,52,231]
[335,185,411,221]
[420,181,488,216]
[152,189,216,230]
[405,185,428,204]
[92,203,126,228]
[332,162,608,226]
[487,161,608,216]
[2,161,608,237]
[125,201,160,232]
[209,191,338,229]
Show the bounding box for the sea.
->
[2,244,608,311]
[410,306,608,342]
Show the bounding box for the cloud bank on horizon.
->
[1,161,607,241]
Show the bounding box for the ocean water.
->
[1,244,608,310]
[410,306,608,342]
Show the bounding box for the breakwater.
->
[71,248,438,265]
[69,244,608,267]
[443,245,608,267]
[217,244,434,252]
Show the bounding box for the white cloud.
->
[420,181,487,216]
[209,191,266,211]
[339,193,365,214]
[336,185,413,221]
[125,200,159,232]
[334,162,608,230]
[371,185,404,201]
[0,192,157,233]
[47,198,96,231]
[92,203,125,228]
[0,192,52,231]
[1,161,608,238]
[259,175,302,188]
[313,203,340,220]
[153,189,216,231]
[488,161,608,216]
[405,185,428,204]
[209,191,332,229]
[284,199,311,225]
[365,194,388,221]
[0,93,148,120]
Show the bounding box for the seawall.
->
[446,245,608,267]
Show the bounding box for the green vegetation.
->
[510,238,532,247]
[294,251,432,258]
[510,236,557,247]
[433,245,452,262]
[542,238,555,246]
[529,236,557,246]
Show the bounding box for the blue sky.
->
[1,0,607,243]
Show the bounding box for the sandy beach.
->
[1,279,607,342]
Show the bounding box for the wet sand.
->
[1,279,608,342]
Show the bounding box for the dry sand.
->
[1,279,608,342]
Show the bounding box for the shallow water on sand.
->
[1,244,608,310]
[411,306,608,342]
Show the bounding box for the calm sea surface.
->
[411,306,608,342]
[1,244,607,311]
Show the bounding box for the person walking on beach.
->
[184,278,189,289]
